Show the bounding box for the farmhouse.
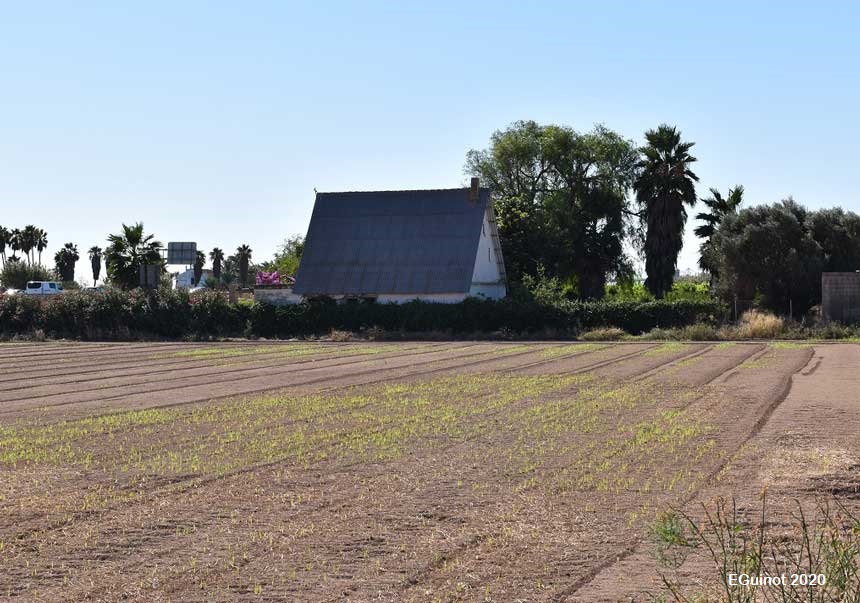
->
[292,181,507,303]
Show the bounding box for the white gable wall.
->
[469,211,506,300]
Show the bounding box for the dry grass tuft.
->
[734,310,785,339]
[328,329,354,342]
[580,327,627,341]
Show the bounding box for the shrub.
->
[678,323,719,340]
[580,327,626,341]
[735,310,785,339]
[0,263,53,290]
[639,327,678,340]
[817,321,858,340]
[329,329,353,341]
[0,291,726,340]
[0,294,42,335]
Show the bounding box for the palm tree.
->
[0,226,10,267]
[89,246,103,284]
[209,247,224,283]
[35,228,48,265]
[10,229,22,263]
[54,243,80,282]
[695,186,744,279]
[236,244,252,287]
[105,223,164,289]
[21,225,38,264]
[634,125,699,298]
[193,251,206,285]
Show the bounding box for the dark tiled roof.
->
[293,188,489,295]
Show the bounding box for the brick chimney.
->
[469,177,480,203]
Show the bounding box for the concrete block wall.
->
[822,272,860,323]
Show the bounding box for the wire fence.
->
[731,297,798,322]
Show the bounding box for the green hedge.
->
[0,289,725,340]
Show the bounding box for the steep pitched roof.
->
[294,188,490,296]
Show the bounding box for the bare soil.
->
[0,341,855,602]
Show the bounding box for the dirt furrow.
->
[0,343,450,402]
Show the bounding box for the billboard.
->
[167,242,197,265]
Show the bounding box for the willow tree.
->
[466,120,638,299]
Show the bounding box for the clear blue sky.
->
[2,1,859,283]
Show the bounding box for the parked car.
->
[21,281,65,296]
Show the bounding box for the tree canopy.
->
[712,200,860,314]
[105,223,163,289]
[466,120,638,299]
[695,186,744,279]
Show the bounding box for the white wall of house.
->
[468,211,506,300]
[254,288,304,305]
[175,269,212,289]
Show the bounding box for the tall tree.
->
[695,186,743,279]
[54,243,80,282]
[236,244,252,287]
[634,125,699,298]
[712,199,824,314]
[10,229,22,264]
[466,120,638,299]
[193,251,206,285]
[105,223,164,289]
[21,225,39,264]
[209,247,224,282]
[263,235,305,277]
[88,246,103,284]
[0,226,10,267]
[35,228,48,265]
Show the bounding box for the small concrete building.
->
[822,272,860,323]
[292,183,507,303]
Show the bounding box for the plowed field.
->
[1,341,856,601]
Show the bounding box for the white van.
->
[22,281,65,296]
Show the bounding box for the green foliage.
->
[634,125,699,298]
[54,242,79,282]
[606,278,711,303]
[208,247,224,282]
[88,246,102,284]
[466,120,638,298]
[261,235,304,277]
[105,222,164,289]
[0,290,724,340]
[519,266,570,306]
[236,244,253,287]
[695,186,743,277]
[193,250,205,285]
[0,262,53,289]
[712,199,860,315]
